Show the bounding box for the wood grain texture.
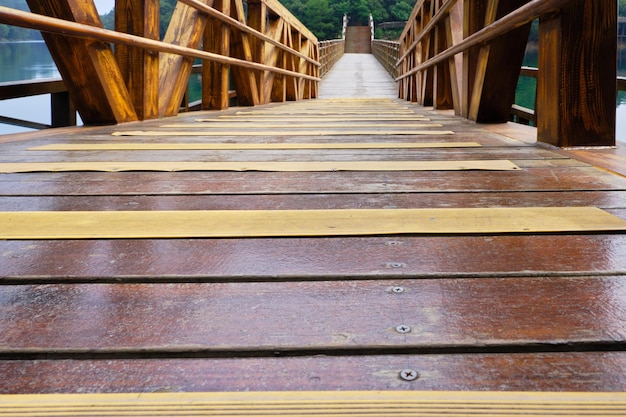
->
[3,352,626,393]
[24,0,138,124]
[1,96,626,394]
[537,0,617,147]
[2,277,626,353]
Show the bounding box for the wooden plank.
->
[2,191,626,212]
[24,0,138,124]
[114,0,159,120]
[0,166,624,195]
[1,391,626,415]
[2,277,626,350]
[3,352,626,392]
[536,0,616,147]
[3,233,626,281]
[158,0,210,117]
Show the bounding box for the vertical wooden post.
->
[115,0,159,120]
[433,5,453,110]
[159,0,210,116]
[537,0,616,147]
[462,0,531,122]
[248,0,267,103]
[203,0,231,110]
[50,91,76,127]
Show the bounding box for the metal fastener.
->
[387,262,405,268]
[391,286,405,294]
[399,369,419,381]
[395,325,411,333]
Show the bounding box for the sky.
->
[94,0,115,14]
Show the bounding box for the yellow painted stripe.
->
[111,130,455,136]
[1,391,626,417]
[162,123,443,128]
[0,160,519,173]
[0,207,623,239]
[29,142,481,151]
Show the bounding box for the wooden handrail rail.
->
[0,6,320,82]
[396,0,616,147]
[396,0,571,80]
[396,0,457,65]
[178,0,320,67]
[0,78,66,100]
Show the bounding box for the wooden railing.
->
[0,0,321,126]
[395,0,617,148]
[371,40,399,79]
[319,39,345,77]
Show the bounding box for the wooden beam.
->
[537,0,617,147]
[158,0,212,117]
[115,0,159,120]
[463,0,531,122]
[25,0,137,124]
[203,0,231,110]
[230,0,260,106]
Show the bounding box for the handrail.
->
[396,0,571,80]
[178,0,319,67]
[396,0,457,66]
[0,6,319,82]
[319,39,345,77]
[371,39,399,79]
[396,0,616,147]
[0,0,323,126]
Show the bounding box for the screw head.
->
[391,286,405,294]
[399,369,419,381]
[395,324,411,334]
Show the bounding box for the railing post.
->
[115,0,159,120]
[50,91,76,127]
[536,0,616,147]
[203,0,231,110]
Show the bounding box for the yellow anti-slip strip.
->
[29,142,481,151]
[111,130,455,136]
[1,391,626,417]
[0,160,519,173]
[0,207,624,239]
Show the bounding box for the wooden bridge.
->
[2,0,626,414]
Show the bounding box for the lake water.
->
[1,41,626,141]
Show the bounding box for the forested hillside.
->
[5,0,626,43]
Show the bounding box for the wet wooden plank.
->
[2,351,626,393]
[1,277,626,352]
[0,167,625,195]
[3,233,626,281]
[1,191,625,211]
[4,147,569,162]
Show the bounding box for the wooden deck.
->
[2,54,626,400]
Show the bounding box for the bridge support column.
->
[115,0,159,120]
[536,0,616,147]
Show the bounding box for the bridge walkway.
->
[1,55,626,400]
